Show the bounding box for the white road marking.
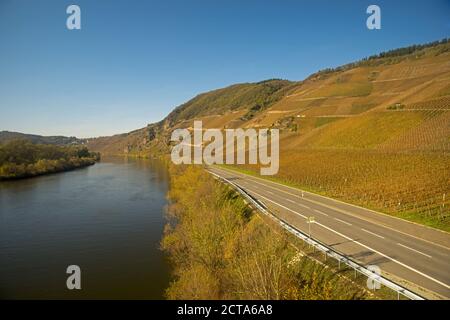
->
[334,218,352,226]
[361,228,385,239]
[314,209,328,216]
[211,167,450,252]
[286,198,296,204]
[253,192,307,218]
[397,243,433,259]
[243,188,449,290]
[298,203,311,210]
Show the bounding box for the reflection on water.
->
[0,156,170,299]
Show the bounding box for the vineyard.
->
[239,105,450,231]
[238,98,450,231]
[405,96,450,110]
[240,149,449,231]
[378,110,450,152]
[240,47,450,231]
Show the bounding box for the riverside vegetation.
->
[161,165,366,299]
[0,139,99,180]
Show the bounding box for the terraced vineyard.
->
[236,43,450,231]
[405,96,450,110]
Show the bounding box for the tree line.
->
[312,38,449,79]
[0,139,100,180]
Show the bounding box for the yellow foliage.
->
[162,165,366,300]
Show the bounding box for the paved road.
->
[208,166,450,299]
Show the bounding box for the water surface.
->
[0,157,170,299]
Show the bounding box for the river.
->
[0,157,170,299]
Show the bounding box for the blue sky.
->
[0,0,449,138]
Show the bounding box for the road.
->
[208,166,450,299]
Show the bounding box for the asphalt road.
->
[208,166,450,299]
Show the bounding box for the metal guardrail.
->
[209,171,425,300]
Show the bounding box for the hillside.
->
[87,39,450,230]
[86,79,298,155]
[87,39,449,155]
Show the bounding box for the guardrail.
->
[209,171,425,300]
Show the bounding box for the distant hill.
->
[0,131,84,145]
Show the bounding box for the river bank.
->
[0,156,98,180]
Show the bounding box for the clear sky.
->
[0,0,449,138]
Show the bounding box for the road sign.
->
[307,216,315,224]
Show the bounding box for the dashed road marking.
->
[314,209,328,217]
[397,243,432,259]
[361,228,385,239]
[334,218,352,226]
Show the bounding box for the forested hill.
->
[0,131,85,146]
